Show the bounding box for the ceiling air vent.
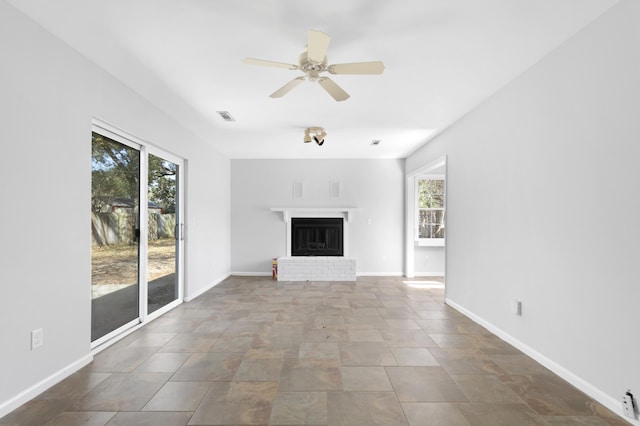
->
[217,111,235,122]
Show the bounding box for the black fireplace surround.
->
[291,217,344,256]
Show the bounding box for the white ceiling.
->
[8,0,618,159]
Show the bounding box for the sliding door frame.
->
[91,119,184,349]
[145,144,185,322]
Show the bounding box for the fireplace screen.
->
[291,217,344,256]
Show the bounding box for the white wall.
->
[0,1,230,414]
[231,159,405,275]
[414,246,445,276]
[407,0,639,420]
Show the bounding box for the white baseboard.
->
[0,354,93,418]
[445,298,637,426]
[413,271,445,277]
[184,273,230,302]
[231,272,272,277]
[233,272,407,278]
[356,272,404,277]
[233,272,409,278]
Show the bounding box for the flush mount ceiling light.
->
[304,127,326,146]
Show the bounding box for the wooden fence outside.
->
[91,212,175,245]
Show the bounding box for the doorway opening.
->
[405,155,447,289]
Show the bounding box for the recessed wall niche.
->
[330,181,341,198]
[292,181,304,199]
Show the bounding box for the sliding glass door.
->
[91,123,183,346]
[91,132,141,342]
[147,152,181,315]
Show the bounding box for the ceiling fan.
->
[242,30,385,102]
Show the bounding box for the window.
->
[416,176,445,245]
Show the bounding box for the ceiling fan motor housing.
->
[299,51,328,81]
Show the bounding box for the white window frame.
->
[415,174,445,247]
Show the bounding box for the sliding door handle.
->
[174,223,185,241]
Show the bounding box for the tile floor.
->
[0,276,628,426]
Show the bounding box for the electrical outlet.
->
[31,328,43,349]
[623,390,636,419]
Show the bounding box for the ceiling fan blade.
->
[307,30,331,63]
[318,77,350,102]
[270,77,305,98]
[328,61,385,75]
[242,58,299,70]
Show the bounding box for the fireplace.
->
[291,217,343,256]
[270,207,355,257]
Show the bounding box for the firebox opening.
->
[291,217,344,256]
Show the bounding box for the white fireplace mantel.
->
[270,207,358,223]
[271,207,357,256]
